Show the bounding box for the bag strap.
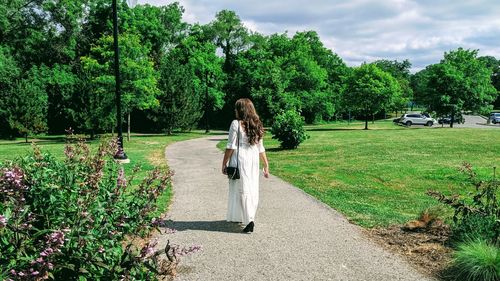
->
[236,121,240,169]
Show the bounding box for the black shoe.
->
[242,221,254,233]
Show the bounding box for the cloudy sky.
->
[139,0,500,72]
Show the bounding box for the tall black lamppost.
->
[112,0,135,162]
[205,71,210,133]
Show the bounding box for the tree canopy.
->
[344,64,402,129]
[0,2,498,139]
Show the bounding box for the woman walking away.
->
[221,98,269,233]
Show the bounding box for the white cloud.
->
[138,0,500,72]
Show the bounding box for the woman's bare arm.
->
[259,152,269,178]
[221,149,235,175]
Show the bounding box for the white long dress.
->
[226,120,265,225]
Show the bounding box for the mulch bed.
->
[366,220,454,279]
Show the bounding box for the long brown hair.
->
[235,98,264,145]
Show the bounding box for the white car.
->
[489,112,500,124]
[399,113,437,127]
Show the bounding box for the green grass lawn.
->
[0,131,217,215]
[219,121,500,227]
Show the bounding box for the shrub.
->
[0,135,178,280]
[452,214,498,244]
[271,110,309,149]
[451,239,500,281]
[427,163,499,244]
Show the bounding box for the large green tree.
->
[154,56,201,135]
[81,33,159,139]
[153,33,225,134]
[234,31,347,124]
[478,56,500,108]
[344,64,402,129]
[7,67,49,142]
[120,2,187,65]
[209,10,249,73]
[373,59,413,112]
[0,46,21,138]
[420,48,497,127]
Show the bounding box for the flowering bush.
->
[0,135,194,280]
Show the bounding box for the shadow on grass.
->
[265,147,287,152]
[0,138,67,146]
[306,128,362,132]
[131,131,227,138]
[206,137,226,142]
[160,220,242,233]
[306,127,409,132]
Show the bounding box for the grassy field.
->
[219,121,499,227]
[0,131,216,215]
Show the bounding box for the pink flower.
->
[117,168,127,189]
[0,214,7,227]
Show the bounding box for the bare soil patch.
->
[366,221,453,279]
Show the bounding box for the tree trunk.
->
[205,72,210,133]
[25,133,28,143]
[450,110,455,128]
[372,113,375,124]
[127,112,130,142]
[364,113,368,130]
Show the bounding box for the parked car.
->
[438,114,465,124]
[399,113,437,127]
[490,112,500,124]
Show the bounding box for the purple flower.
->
[0,167,26,196]
[168,244,203,258]
[117,168,127,189]
[163,227,177,234]
[139,239,158,259]
[31,271,39,276]
[10,269,16,275]
[64,145,75,159]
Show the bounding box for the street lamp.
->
[112,0,136,162]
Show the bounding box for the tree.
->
[209,10,249,73]
[0,46,21,138]
[7,68,48,142]
[423,48,497,127]
[293,31,349,120]
[344,64,402,129]
[81,33,159,140]
[373,59,413,112]
[234,31,347,124]
[120,2,188,65]
[152,32,225,134]
[478,56,500,108]
[153,56,201,135]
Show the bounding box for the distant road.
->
[445,115,499,129]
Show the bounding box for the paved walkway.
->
[158,136,434,281]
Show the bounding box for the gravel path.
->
[158,136,435,281]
